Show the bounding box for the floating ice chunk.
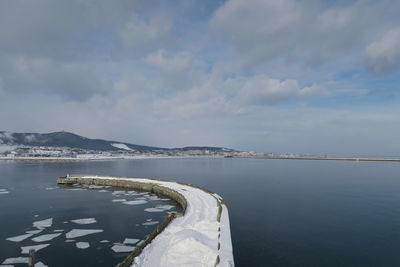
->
[67,188,87,191]
[21,244,50,254]
[33,218,52,229]
[70,218,97,225]
[86,185,107,189]
[35,261,48,267]
[156,205,175,210]
[76,242,90,249]
[53,229,64,232]
[144,208,163,212]
[6,233,33,242]
[144,205,175,212]
[66,229,103,239]
[123,238,139,245]
[112,191,125,195]
[146,196,160,201]
[111,244,135,253]
[2,257,29,264]
[0,191,9,194]
[100,240,110,243]
[26,229,43,235]
[45,187,56,190]
[112,199,126,202]
[98,190,108,193]
[65,239,75,243]
[34,215,39,217]
[31,233,61,242]
[142,221,159,226]
[146,219,152,221]
[122,200,147,205]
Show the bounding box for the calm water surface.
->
[2,158,400,266]
[0,161,180,266]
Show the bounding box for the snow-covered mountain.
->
[0,131,234,153]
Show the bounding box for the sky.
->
[1,0,400,157]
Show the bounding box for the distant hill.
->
[0,131,234,153]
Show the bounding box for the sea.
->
[1,158,400,266]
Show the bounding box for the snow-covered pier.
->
[57,175,234,267]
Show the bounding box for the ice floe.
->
[112,198,126,202]
[53,229,64,232]
[99,240,110,243]
[67,188,87,191]
[76,242,90,249]
[144,205,175,212]
[142,221,159,226]
[33,218,53,229]
[122,200,147,205]
[70,218,97,225]
[26,229,43,235]
[2,257,29,264]
[31,233,62,242]
[123,238,139,245]
[35,261,48,267]
[65,229,103,239]
[21,244,50,254]
[6,233,33,242]
[156,205,175,210]
[111,244,135,253]
[85,185,108,189]
[146,196,160,201]
[0,190,9,194]
[143,208,164,212]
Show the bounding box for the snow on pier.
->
[58,175,234,267]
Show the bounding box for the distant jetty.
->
[234,155,400,162]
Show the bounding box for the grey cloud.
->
[0,0,173,60]
[366,27,400,75]
[0,55,107,101]
[210,0,400,68]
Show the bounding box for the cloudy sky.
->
[1,0,400,156]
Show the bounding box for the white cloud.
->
[119,13,172,51]
[236,76,299,105]
[146,50,194,72]
[150,73,332,121]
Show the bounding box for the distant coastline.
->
[1,155,400,162]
